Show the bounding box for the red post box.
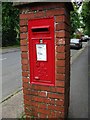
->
[28,17,55,86]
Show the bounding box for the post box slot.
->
[31,37,52,40]
[31,26,50,33]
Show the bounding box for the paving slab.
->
[2,90,24,119]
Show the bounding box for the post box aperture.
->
[28,17,55,86]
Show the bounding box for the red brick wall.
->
[19,3,70,119]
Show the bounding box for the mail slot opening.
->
[31,26,49,33]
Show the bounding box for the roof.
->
[13,1,74,11]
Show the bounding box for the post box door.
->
[28,17,55,86]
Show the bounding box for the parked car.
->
[70,38,82,49]
[88,36,90,40]
[81,35,89,42]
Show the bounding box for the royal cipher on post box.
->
[28,17,55,86]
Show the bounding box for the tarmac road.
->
[69,43,88,118]
[70,41,88,61]
[2,51,22,101]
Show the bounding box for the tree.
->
[2,2,19,47]
[81,2,90,36]
[70,3,81,38]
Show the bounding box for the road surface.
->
[69,44,88,118]
[70,41,88,57]
[2,51,22,100]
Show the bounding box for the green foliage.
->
[70,3,81,38]
[19,113,26,120]
[2,2,19,47]
[81,2,90,36]
[75,34,81,39]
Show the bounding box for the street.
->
[2,51,22,100]
[69,42,88,118]
[70,42,88,62]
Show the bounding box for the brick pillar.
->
[16,2,73,119]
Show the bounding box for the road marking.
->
[0,58,7,61]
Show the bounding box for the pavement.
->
[0,47,24,119]
[2,50,22,101]
[69,46,88,118]
[2,90,24,119]
[0,42,88,119]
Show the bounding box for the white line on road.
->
[0,58,7,61]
